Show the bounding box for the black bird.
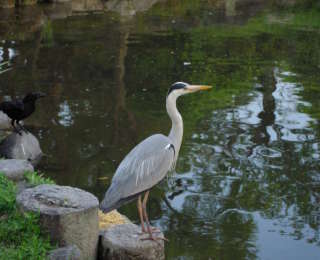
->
[0,92,46,134]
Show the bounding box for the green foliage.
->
[24,171,55,186]
[0,174,16,212]
[0,174,53,259]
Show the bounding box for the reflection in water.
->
[274,70,316,142]
[164,65,320,258]
[58,100,74,127]
[0,1,320,259]
[0,43,17,74]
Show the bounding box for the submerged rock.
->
[0,159,34,181]
[48,245,81,260]
[0,131,42,165]
[17,185,99,260]
[99,223,165,260]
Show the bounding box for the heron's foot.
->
[150,226,161,233]
[138,227,146,235]
[138,226,161,235]
[140,234,169,243]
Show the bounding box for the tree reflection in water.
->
[0,1,320,259]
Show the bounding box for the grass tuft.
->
[24,171,55,186]
[0,174,54,259]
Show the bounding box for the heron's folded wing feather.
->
[111,134,175,199]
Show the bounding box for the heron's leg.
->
[141,191,160,233]
[137,195,146,233]
[140,191,168,242]
[142,191,152,233]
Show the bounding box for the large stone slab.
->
[99,223,165,260]
[0,159,34,181]
[17,185,99,260]
[0,131,42,165]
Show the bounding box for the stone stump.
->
[0,159,34,181]
[99,223,165,260]
[0,131,42,165]
[17,185,99,260]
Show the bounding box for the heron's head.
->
[23,92,46,103]
[167,82,212,98]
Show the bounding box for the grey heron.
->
[100,82,212,241]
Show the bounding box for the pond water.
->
[1,1,320,259]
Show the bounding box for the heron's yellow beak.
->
[186,85,212,92]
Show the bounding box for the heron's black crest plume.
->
[167,82,188,96]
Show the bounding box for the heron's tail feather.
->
[99,183,143,213]
[99,203,118,214]
[100,197,135,213]
[99,183,120,213]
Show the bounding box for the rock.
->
[48,245,81,260]
[72,0,103,12]
[52,0,72,3]
[104,0,164,16]
[17,185,99,260]
[43,2,73,20]
[15,180,33,194]
[0,131,42,165]
[99,223,165,260]
[17,0,38,6]
[0,112,11,129]
[0,159,34,181]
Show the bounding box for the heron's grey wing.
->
[100,134,175,212]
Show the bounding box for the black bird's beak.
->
[37,92,46,98]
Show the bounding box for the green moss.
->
[0,174,54,259]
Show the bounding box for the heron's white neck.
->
[166,93,183,158]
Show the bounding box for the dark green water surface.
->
[1,1,320,259]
